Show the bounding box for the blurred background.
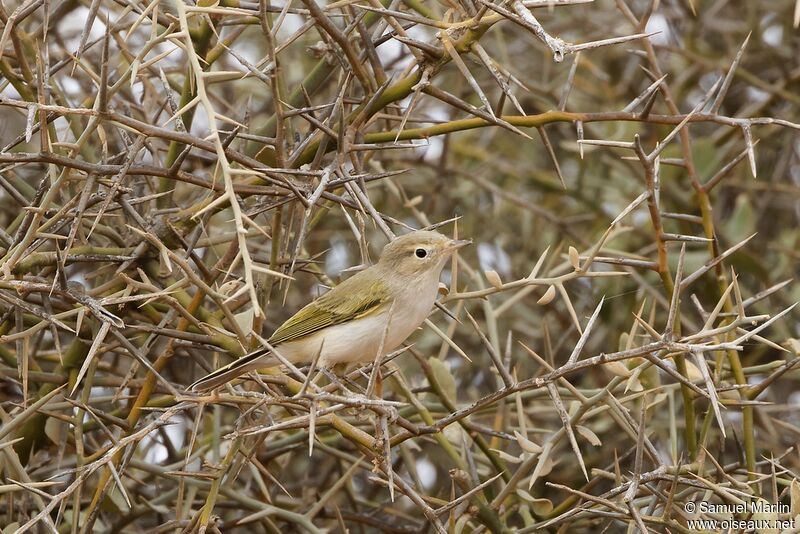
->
[0,0,798,531]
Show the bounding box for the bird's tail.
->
[190,348,277,391]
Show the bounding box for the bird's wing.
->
[189,273,389,391]
[268,276,389,346]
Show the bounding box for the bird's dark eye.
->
[415,248,427,258]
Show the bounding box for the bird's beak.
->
[447,238,472,251]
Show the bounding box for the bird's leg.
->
[310,369,326,389]
[375,367,383,399]
[321,365,353,395]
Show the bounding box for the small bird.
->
[190,230,470,391]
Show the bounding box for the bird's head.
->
[378,230,471,278]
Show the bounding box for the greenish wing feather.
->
[267,279,388,346]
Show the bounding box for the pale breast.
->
[275,280,439,367]
[382,274,441,354]
[276,310,391,367]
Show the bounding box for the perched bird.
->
[190,230,470,391]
